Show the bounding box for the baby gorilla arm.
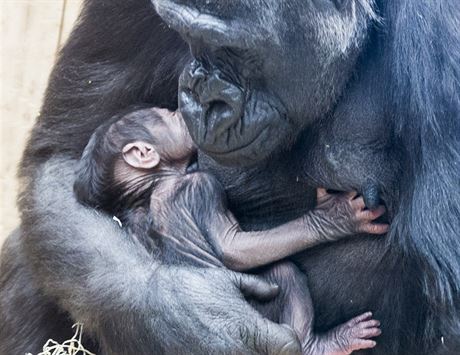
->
[20,158,301,354]
[154,173,382,355]
[210,188,388,271]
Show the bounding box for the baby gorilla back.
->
[149,172,226,268]
[146,172,382,355]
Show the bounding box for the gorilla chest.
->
[198,152,316,230]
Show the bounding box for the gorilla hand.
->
[148,266,302,355]
[307,188,389,242]
[21,158,300,355]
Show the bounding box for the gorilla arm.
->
[20,157,300,354]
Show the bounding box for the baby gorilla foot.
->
[304,312,381,355]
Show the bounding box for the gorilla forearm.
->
[16,157,300,354]
[0,230,76,355]
[20,157,163,351]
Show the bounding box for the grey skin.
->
[157,0,392,210]
[155,0,374,167]
[1,158,300,355]
[73,109,386,354]
[153,0,460,354]
[1,0,458,354]
[149,171,385,355]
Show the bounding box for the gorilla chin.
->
[179,60,291,167]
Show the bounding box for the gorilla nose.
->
[179,61,245,151]
[153,0,250,49]
[181,61,244,140]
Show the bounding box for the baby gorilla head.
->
[74,107,195,216]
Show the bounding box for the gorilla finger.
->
[352,339,377,350]
[252,321,301,355]
[345,190,359,200]
[316,188,328,199]
[358,319,381,329]
[358,205,386,220]
[234,273,280,301]
[351,196,366,210]
[358,327,382,339]
[360,223,389,235]
[347,312,373,326]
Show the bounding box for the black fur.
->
[0,0,458,354]
[384,0,460,345]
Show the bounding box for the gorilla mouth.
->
[178,60,291,166]
[203,125,273,164]
[155,0,291,166]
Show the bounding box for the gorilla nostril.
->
[206,100,241,138]
[190,69,207,92]
[208,100,228,112]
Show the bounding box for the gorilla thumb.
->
[234,273,280,301]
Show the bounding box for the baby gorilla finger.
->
[346,311,373,326]
[350,339,377,351]
[345,190,359,200]
[357,319,381,329]
[351,196,366,210]
[356,325,382,339]
[347,315,381,348]
[354,319,382,339]
[358,205,386,220]
[316,187,328,199]
[360,223,389,235]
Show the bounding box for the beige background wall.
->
[1,0,82,247]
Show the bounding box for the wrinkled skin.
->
[1,0,459,354]
[158,0,372,167]
[155,0,460,354]
[155,0,397,207]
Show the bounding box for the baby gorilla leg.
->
[260,262,381,355]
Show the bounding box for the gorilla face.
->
[154,0,376,166]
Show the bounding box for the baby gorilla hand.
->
[308,188,389,242]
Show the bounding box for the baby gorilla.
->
[74,107,388,355]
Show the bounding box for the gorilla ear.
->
[122,142,160,169]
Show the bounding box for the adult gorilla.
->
[0,1,459,355]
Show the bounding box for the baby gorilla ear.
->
[122,141,160,169]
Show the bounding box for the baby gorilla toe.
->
[330,312,381,355]
[305,312,381,355]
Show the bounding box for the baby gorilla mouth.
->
[179,60,291,166]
